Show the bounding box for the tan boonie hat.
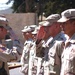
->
[58,9,75,22]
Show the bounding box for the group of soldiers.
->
[20,8,75,75]
[0,8,75,75]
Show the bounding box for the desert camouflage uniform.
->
[60,33,75,75]
[21,39,34,74]
[0,40,9,75]
[0,23,23,62]
[44,32,68,75]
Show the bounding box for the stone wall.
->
[4,13,38,43]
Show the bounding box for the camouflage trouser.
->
[31,57,44,75]
[21,64,28,75]
[43,61,60,75]
[49,65,60,75]
[28,57,37,75]
[28,65,43,75]
[43,61,50,75]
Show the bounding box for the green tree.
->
[12,0,26,13]
[12,0,35,13]
[44,0,75,17]
[12,0,75,17]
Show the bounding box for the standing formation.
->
[0,8,75,75]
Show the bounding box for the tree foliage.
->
[12,0,35,13]
[12,0,75,16]
[44,0,75,17]
[12,0,26,13]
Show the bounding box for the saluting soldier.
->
[37,14,68,75]
[37,21,53,75]
[58,9,75,75]
[34,23,48,75]
[36,14,61,75]
[40,14,63,75]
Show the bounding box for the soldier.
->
[36,21,52,75]
[40,14,63,75]
[0,16,24,75]
[2,15,23,61]
[0,18,9,75]
[28,26,39,75]
[37,14,68,75]
[0,16,22,61]
[29,25,37,31]
[21,26,35,75]
[46,14,67,75]
[58,9,75,75]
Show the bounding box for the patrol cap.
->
[29,25,37,31]
[0,16,7,27]
[21,26,32,32]
[31,26,40,34]
[29,25,37,28]
[32,30,37,34]
[0,16,10,30]
[39,14,60,26]
[46,14,60,22]
[0,17,7,21]
[39,21,50,26]
[58,9,75,22]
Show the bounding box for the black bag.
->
[0,62,8,75]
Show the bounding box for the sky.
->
[0,0,14,10]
